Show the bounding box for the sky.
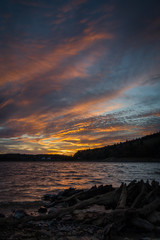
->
[0,0,160,155]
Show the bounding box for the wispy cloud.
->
[0,0,160,154]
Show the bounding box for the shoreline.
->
[0,157,160,162]
[0,180,160,239]
[0,201,44,217]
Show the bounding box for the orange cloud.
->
[59,0,88,13]
[0,29,113,88]
[1,75,145,155]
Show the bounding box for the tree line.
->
[73,132,160,160]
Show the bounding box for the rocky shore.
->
[0,180,160,240]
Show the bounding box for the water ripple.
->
[0,161,160,202]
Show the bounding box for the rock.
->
[48,207,54,214]
[1,180,160,240]
[42,193,57,201]
[0,213,5,218]
[38,206,47,213]
[147,211,160,224]
[13,209,27,219]
[56,191,64,199]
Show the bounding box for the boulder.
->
[13,209,27,219]
[42,193,57,202]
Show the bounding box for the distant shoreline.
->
[0,157,160,162]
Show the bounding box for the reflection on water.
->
[0,161,160,202]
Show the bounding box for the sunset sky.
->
[0,0,160,155]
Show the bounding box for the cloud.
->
[0,28,113,87]
[59,0,88,13]
[0,0,160,154]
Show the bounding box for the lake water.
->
[0,161,160,202]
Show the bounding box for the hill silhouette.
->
[74,132,160,161]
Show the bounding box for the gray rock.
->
[14,209,27,219]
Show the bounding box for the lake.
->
[0,161,160,202]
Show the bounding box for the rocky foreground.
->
[0,180,160,240]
